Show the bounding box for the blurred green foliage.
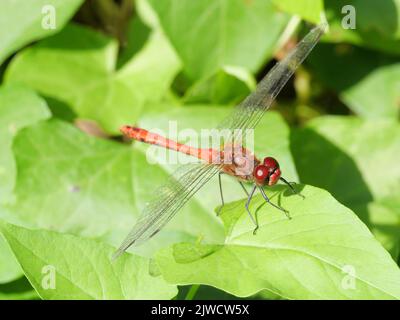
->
[0,0,399,300]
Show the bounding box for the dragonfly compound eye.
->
[254,165,269,185]
[268,168,281,186]
[263,157,279,171]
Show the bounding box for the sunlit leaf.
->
[0,220,177,299]
[271,0,324,24]
[291,116,400,257]
[148,0,290,80]
[156,185,400,299]
[0,0,83,64]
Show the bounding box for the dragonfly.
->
[113,23,326,259]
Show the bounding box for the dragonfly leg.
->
[245,185,259,235]
[258,186,291,219]
[280,177,305,199]
[216,172,225,216]
[238,181,249,197]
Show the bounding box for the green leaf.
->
[0,220,177,299]
[271,0,324,24]
[309,44,400,119]
[0,0,84,65]
[156,185,400,299]
[9,119,137,239]
[0,233,22,284]
[148,0,290,80]
[0,84,51,205]
[341,64,400,120]
[0,85,49,285]
[0,206,23,282]
[324,0,400,55]
[183,66,255,105]
[291,117,400,257]
[5,23,180,134]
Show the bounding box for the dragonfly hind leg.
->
[238,181,249,197]
[258,186,291,219]
[216,173,252,216]
[216,172,225,216]
[245,185,259,235]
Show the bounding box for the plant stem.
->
[185,284,200,300]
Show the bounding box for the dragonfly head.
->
[253,157,281,186]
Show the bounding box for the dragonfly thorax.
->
[219,145,259,181]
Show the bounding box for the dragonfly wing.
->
[218,23,327,142]
[113,162,220,259]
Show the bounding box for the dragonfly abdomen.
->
[120,126,218,162]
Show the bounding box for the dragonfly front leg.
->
[280,177,305,199]
[245,185,259,235]
[258,186,291,219]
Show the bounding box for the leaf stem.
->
[185,284,200,300]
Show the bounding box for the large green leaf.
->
[147,0,290,80]
[0,85,51,204]
[309,44,400,119]
[0,220,177,299]
[271,0,324,24]
[9,119,137,238]
[0,0,83,65]
[156,185,400,299]
[5,23,180,133]
[324,0,400,55]
[291,117,400,256]
[0,85,50,283]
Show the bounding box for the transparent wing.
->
[114,24,326,258]
[113,162,220,259]
[218,23,327,144]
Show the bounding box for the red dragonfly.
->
[113,23,326,259]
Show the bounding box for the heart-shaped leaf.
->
[156,185,400,299]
